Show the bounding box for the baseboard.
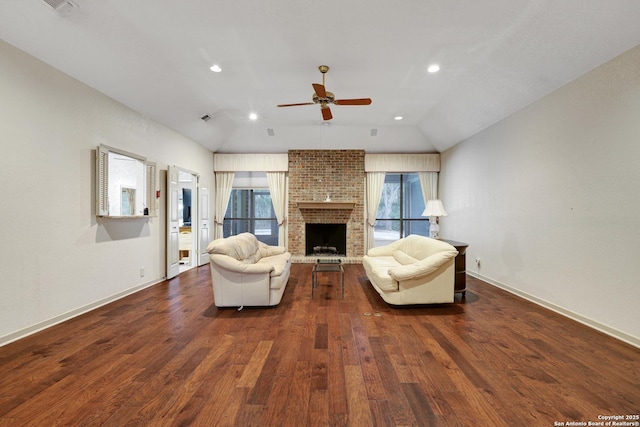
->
[467,271,640,349]
[0,277,165,347]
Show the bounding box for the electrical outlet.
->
[475,258,481,268]
[140,268,145,277]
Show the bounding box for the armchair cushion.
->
[388,250,458,282]
[393,250,418,265]
[209,254,274,274]
[207,232,261,261]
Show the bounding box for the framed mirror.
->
[96,145,156,217]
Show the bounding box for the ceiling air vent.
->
[267,128,275,137]
[42,0,78,15]
[370,128,378,137]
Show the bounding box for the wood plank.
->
[236,340,273,388]
[338,312,359,366]
[307,389,329,427]
[369,336,418,425]
[344,365,373,426]
[327,327,349,417]
[401,382,438,426]
[351,323,387,401]
[282,361,311,427]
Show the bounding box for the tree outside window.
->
[223,189,278,246]
[374,173,429,246]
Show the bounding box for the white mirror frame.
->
[96,144,157,218]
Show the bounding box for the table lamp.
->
[422,199,447,239]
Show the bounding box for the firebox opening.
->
[305,223,347,256]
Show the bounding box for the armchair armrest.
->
[210,254,275,274]
[388,250,458,282]
[366,242,400,257]
[258,241,287,257]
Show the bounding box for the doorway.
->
[166,166,210,279]
[177,171,196,273]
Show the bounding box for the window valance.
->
[213,153,438,172]
[213,153,289,172]
[364,153,440,172]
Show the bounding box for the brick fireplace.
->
[288,150,365,260]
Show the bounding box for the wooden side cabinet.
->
[443,239,469,297]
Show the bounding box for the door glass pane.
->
[373,173,430,246]
[253,191,274,218]
[377,174,400,218]
[223,189,278,245]
[404,174,426,219]
[402,219,430,238]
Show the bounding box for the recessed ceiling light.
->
[394,116,403,121]
[210,64,222,73]
[427,64,440,73]
[249,113,258,121]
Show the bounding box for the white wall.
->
[440,45,640,346]
[0,40,214,345]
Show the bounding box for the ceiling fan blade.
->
[334,98,372,106]
[321,106,333,121]
[277,102,315,107]
[312,83,327,98]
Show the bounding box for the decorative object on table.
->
[422,199,448,239]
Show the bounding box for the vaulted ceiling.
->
[2,0,640,153]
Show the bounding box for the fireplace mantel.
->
[297,201,355,210]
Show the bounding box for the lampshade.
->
[422,199,448,217]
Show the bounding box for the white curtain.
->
[213,172,235,239]
[418,172,439,203]
[365,172,386,252]
[267,172,288,247]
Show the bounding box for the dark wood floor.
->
[0,264,638,426]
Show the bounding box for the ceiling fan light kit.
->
[277,65,372,120]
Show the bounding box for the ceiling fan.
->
[277,65,372,120]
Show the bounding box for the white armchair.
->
[362,235,458,305]
[207,233,291,308]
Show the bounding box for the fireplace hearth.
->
[305,224,347,256]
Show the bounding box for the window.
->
[223,189,278,245]
[373,173,429,246]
